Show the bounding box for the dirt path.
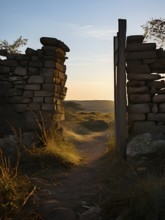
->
[31,129,109,217]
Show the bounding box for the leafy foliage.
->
[142,18,165,48]
[0,36,28,54]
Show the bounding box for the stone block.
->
[129,94,151,103]
[40,37,70,52]
[128,113,146,121]
[44,60,55,68]
[8,88,22,96]
[127,80,146,86]
[127,86,149,94]
[147,113,165,121]
[9,76,22,82]
[126,43,156,51]
[5,60,18,66]
[25,48,37,56]
[40,68,54,77]
[33,97,44,103]
[151,104,158,114]
[159,104,165,112]
[126,51,157,60]
[28,67,39,75]
[128,104,150,113]
[12,104,27,113]
[22,98,32,104]
[153,95,165,103]
[56,62,66,72]
[0,66,10,74]
[132,121,156,133]
[28,75,44,84]
[44,75,53,83]
[28,103,41,110]
[29,61,43,67]
[24,84,41,91]
[34,91,54,97]
[14,66,27,76]
[127,73,161,81]
[42,83,55,91]
[45,97,56,103]
[127,35,144,43]
[42,103,55,110]
[126,65,151,74]
[58,71,67,80]
[9,96,23,103]
[23,91,33,97]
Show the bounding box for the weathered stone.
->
[151,104,158,114]
[0,66,10,74]
[28,75,44,84]
[33,97,44,103]
[157,89,165,94]
[126,60,142,66]
[44,75,54,83]
[22,98,32,104]
[40,68,54,77]
[12,104,27,112]
[56,62,66,72]
[127,35,144,43]
[9,96,23,103]
[159,104,165,112]
[5,60,18,66]
[126,65,151,74]
[24,84,41,91]
[147,80,165,89]
[58,71,67,80]
[42,103,55,110]
[42,83,55,91]
[25,47,37,56]
[8,88,22,96]
[14,66,27,76]
[127,73,161,81]
[126,51,157,60]
[29,61,43,67]
[128,113,146,121]
[127,80,146,86]
[23,91,33,97]
[127,86,149,94]
[9,76,22,82]
[40,37,70,52]
[28,103,41,110]
[34,91,54,97]
[148,113,165,121]
[28,67,39,75]
[129,94,151,103]
[127,104,151,114]
[153,95,165,103]
[126,43,156,51]
[143,59,156,64]
[126,133,165,157]
[45,97,56,103]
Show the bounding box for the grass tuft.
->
[0,149,34,218]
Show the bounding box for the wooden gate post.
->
[114,19,127,158]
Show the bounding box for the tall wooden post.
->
[114,19,127,158]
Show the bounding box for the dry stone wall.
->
[126,35,165,135]
[0,37,69,135]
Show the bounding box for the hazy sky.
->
[0,0,165,100]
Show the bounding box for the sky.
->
[0,0,165,100]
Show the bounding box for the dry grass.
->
[100,150,165,219]
[0,149,35,219]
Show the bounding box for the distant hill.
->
[64,100,114,112]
